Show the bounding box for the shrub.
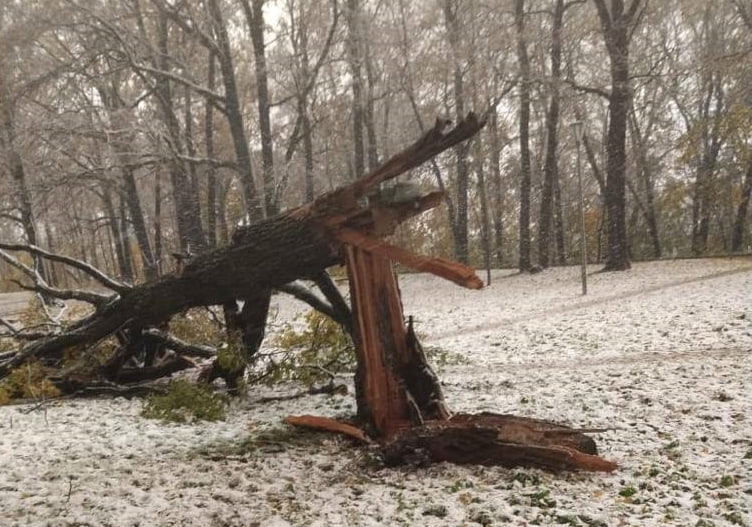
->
[263,309,355,386]
[169,308,224,347]
[142,379,229,423]
[0,361,62,405]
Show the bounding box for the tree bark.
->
[443,0,470,265]
[207,0,263,221]
[489,105,506,267]
[538,0,564,269]
[346,0,366,180]
[241,0,278,217]
[592,0,645,271]
[731,157,752,252]
[205,52,218,248]
[516,0,532,272]
[153,10,206,251]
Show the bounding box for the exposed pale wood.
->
[345,246,411,436]
[284,415,372,444]
[337,228,483,289]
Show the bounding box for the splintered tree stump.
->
[288,244,618,472]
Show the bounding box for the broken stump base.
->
[284,411,617,472]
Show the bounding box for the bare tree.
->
[515,0,533,272]
[592,0,646,270]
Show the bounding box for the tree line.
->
[1,0,751,289]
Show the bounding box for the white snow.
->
[1,257,751,526]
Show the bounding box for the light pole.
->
[571,121,587,295]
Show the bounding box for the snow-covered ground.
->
[1,257,751,527]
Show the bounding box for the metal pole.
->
[572,121,587,295]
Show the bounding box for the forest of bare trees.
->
[1,0,751,288]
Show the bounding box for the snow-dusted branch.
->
[0,249,112,306]
[0,242,131,293]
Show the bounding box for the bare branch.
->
[142,329,216,358]
[563,78,610,99]
[0,250,112,306]
[0,317,58,340]
[0,242,130,293]
[276,282,339,323]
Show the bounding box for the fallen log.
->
[382,415,617,472]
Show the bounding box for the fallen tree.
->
[0,113,616,471]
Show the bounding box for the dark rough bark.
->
[691,68,724,256]
[241,0,278,217]
[443,0,470,265]
[538,0,564,269]
[207,0,263,221]
[516,0,532,272]
[0,215,339,378]
[205,52,218,248]
[382,412,616,472]
[346,0,366,180]
[489,106,505,267]
[154,10,205,251]
[593,0,645,271]
[203,287,272,394]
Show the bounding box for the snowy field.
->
[1,257,751,527]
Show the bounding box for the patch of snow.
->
[1,258,750,526]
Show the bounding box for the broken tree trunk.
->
[288,216,617,471]
[1,112,616,471]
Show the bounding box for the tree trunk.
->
[154,11,205,251]
[346,0,366,180]
[538,0,564,269]
[691,71,724,256]
[443,0,470,265]
[205,52,218,248]
[489,106,505,267]
[516,0,532,272]
[476,140,492,284]
[207,0,263,221]
[242,0,278,217]
[731,158,752,252]
[103,186,132,282]
[593,0,645,271]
